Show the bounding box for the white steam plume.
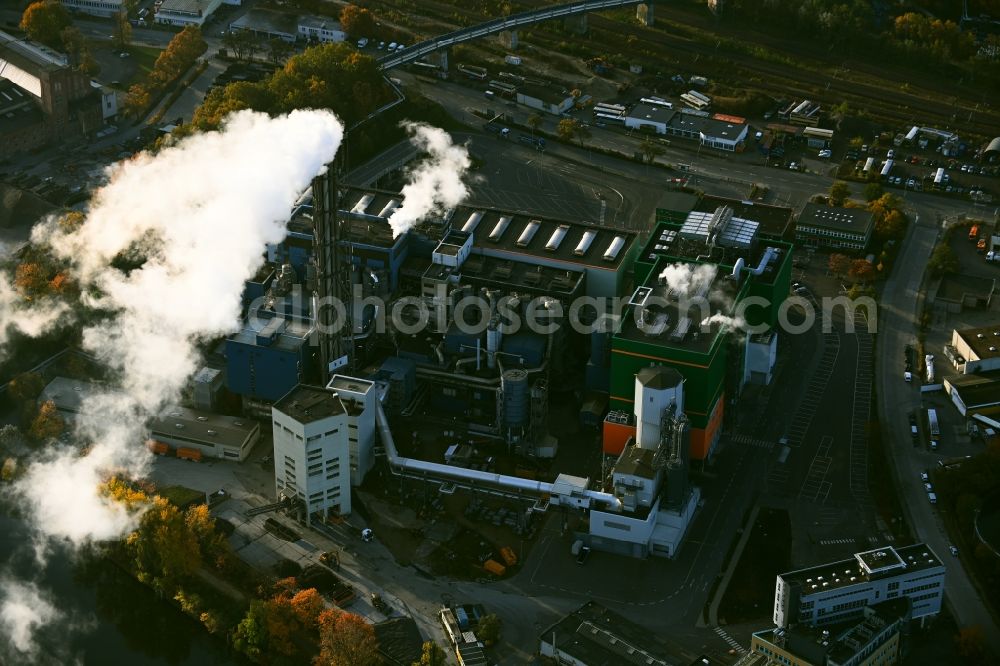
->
[387,123,470,237]
[658,262,718,299]
[0,244,70,359]
[0,578,62,660]
[15,109,342,550]
[701,312,747,331]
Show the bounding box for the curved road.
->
[874,210,1000,651]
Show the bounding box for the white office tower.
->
[272,386,352,521]
[634,365,685,449]
[326,375,377,486]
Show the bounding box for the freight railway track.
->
[375,0,1000,137]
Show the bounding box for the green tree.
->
[863,182,883,201]
[526,112,543,136]
[640,137,665,164]
[413,641,447,666]
[316,611,379,666]
[829,101,850,129]
[222,30,259,63]
[232,600,269,660]
[339,5,377,39]
[19,0,70,49]
[927,243,959,278]
[113,11,133,52]
[267,38,293,65]
[477,613,502,645]
[829,181,851,206]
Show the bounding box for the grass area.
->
[127,45,163,87]
[718,507,791,624]
[156,485,205,509]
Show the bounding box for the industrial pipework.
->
[374,400,622,511]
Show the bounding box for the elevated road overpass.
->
[376,0,651,71]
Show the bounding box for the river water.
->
[0,512,244,666]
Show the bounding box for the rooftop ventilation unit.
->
[377,199,400,218]
[574,230,597,256]
[461,211,484,233]
[603,235,626,262]
[516,220,541,248]
[488,216,512,242]
[351,193,375,214]
[545,224,571,252]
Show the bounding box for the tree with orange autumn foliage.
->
[14,262,49,297]
[315,610,379,666]
[28,400,64,441]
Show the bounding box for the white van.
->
[357,37,369,48]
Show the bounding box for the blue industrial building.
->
[226,317,317,403]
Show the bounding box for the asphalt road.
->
[874,209,1000,651]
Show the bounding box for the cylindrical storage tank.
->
[487,322,502,369]
[502,369,529,427]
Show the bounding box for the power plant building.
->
[611,204,793,460]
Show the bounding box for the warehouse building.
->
[39,376,106,421]
[156,0,224,26]
[229,8,300,42]
[624,100,676,134]
[539,601,673,666]
[623,104,748,151]
[950,326,1000,374]
[774,545,945,629]
[943,371,1000,416]
[748,599,910,666]
[150,406,260,462]
[795,203,874,251]
[515,83,574,115]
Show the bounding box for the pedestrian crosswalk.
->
[820,537,856,546]
[729,434,775,450]
[714,626,746,654]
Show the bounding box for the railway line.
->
[370,0,1000,137]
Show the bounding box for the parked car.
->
[950,545,959,556]
[388,42,398,50]
[928,492,938,504]
[377,41,386,49]
[920,471,929,482]
[788,162,798,171]
[887,149,895,159]
[356,37,369,48]
[924,482,933,492]
[576,545,591,565]
[818,149,832,158]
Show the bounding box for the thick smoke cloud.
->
[1,109,342,650]
[0,578,62,660]
[659,262,718,299]
[0,244,69,359]
[387,123,471,237]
